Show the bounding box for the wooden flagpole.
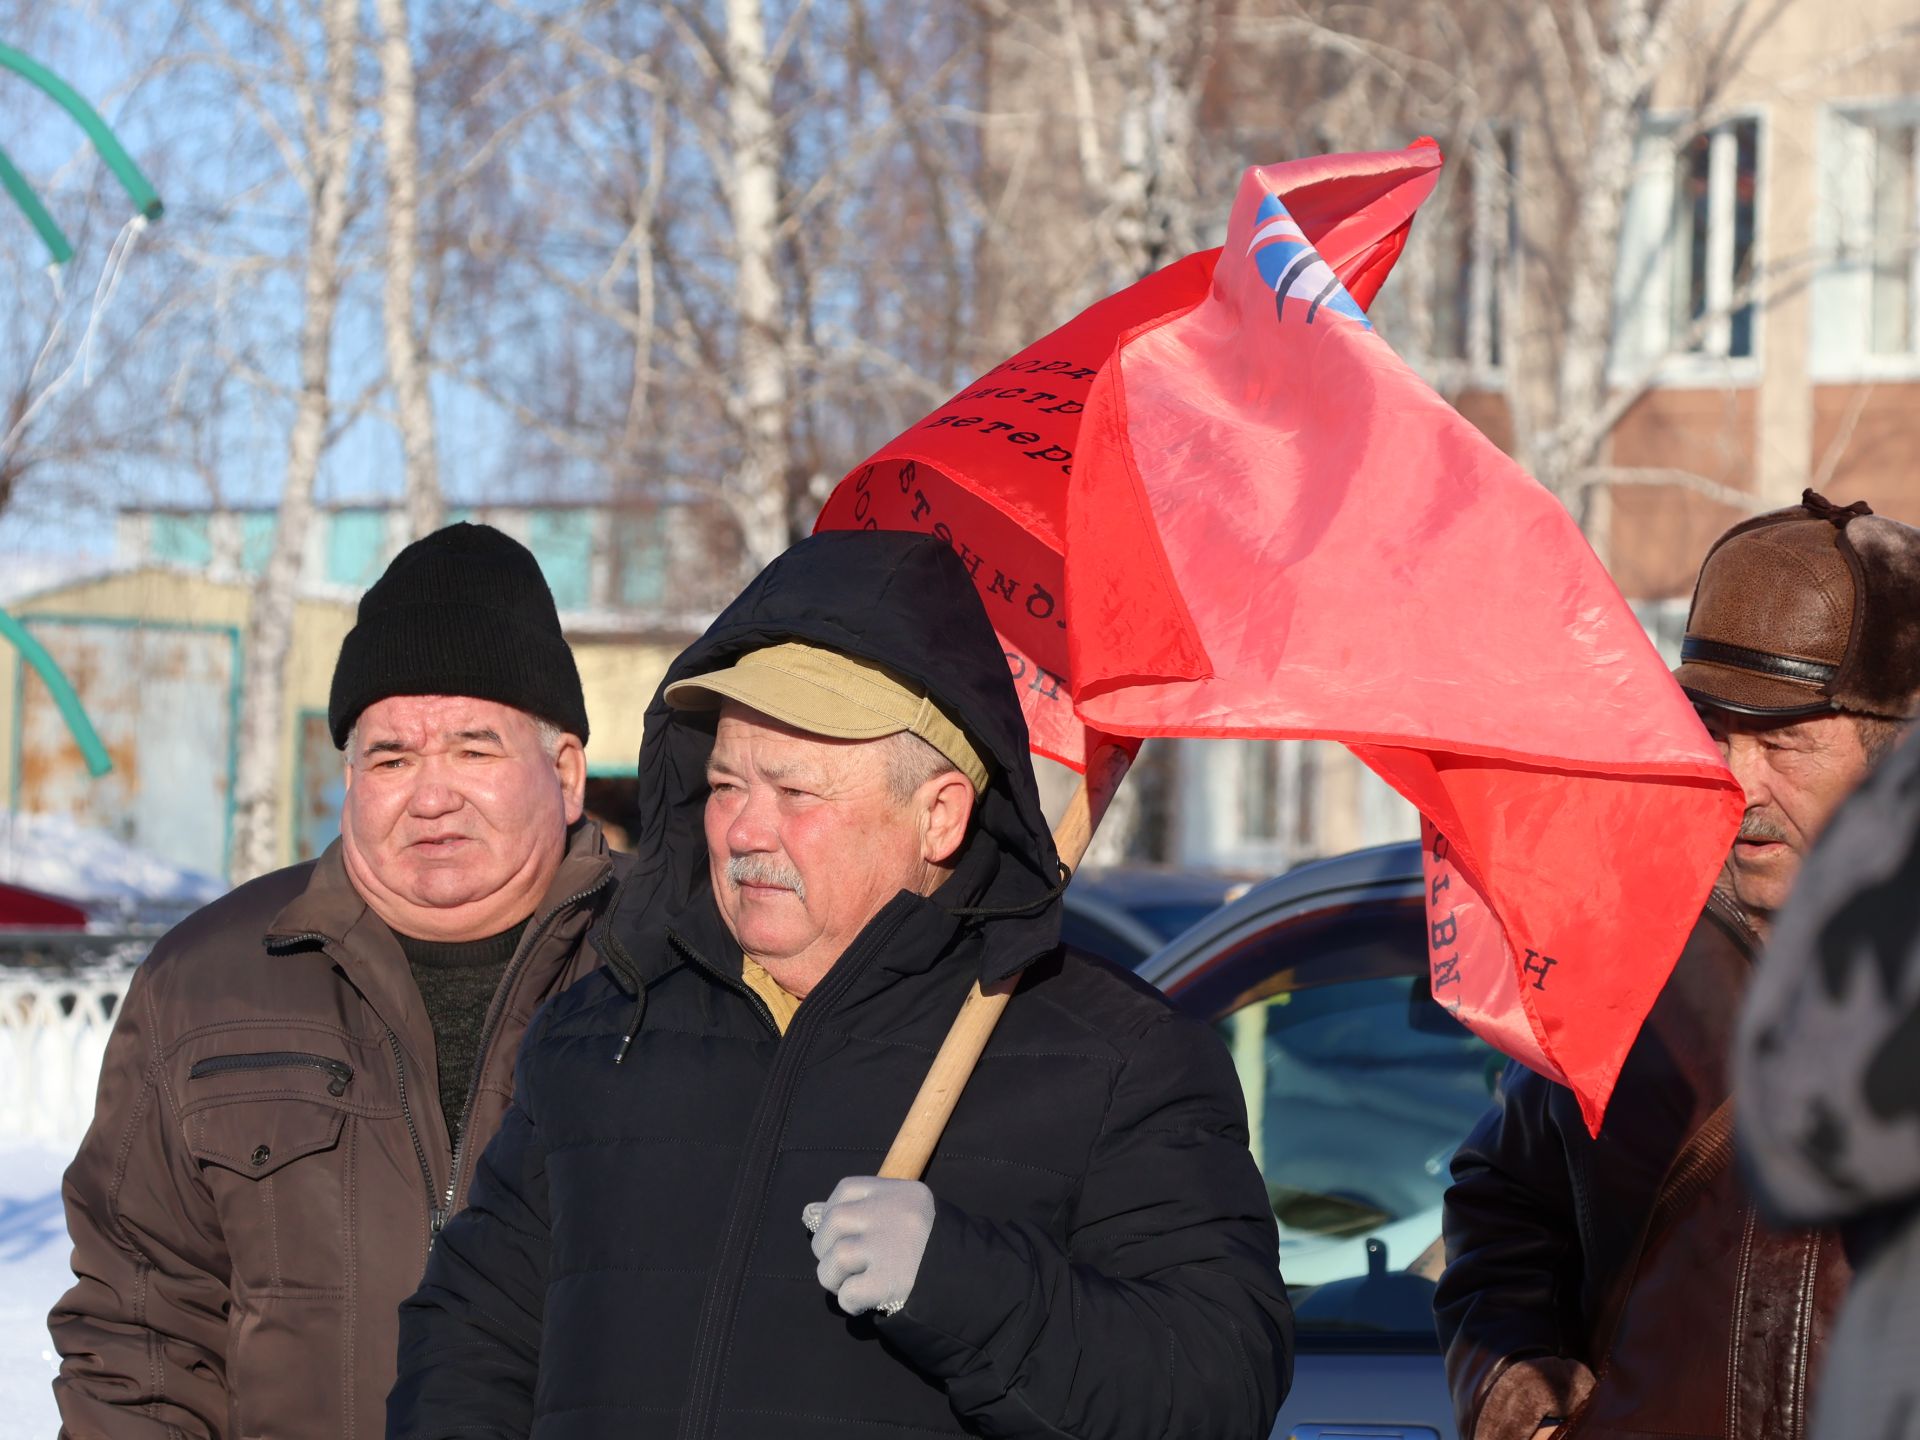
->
[877,743,1135,1181]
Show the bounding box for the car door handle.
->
[1289,1427,1442,1440]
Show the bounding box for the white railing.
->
[0,967,135,1148]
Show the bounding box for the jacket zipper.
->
[667,931,780,1037]
[672,903,914,1440]
[188,1051,354,1096]
[386,1027,442,1248]
[269,871,616,1253]
[437,869,615,1231]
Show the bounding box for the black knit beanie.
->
[327,522,589,748]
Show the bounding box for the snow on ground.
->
[0,810,224,926]
[0,1141,76,1438]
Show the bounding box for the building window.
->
[241,512,276,575]
[325,509,389,588]
[1813,102,1920,376]
[1290,744,1320,853]
[1672,119,1759,358]
[151,513,212,569]
[1239,741,1283,844]
[1867,122,1918,354]
[1237,741,1320,860]
[1388,125,1514,385]
[1437,126,1514,372]
[1867,122,1917,354]
[611,510,667,610]
[527,508,594,612]
[1614,115,1763,376]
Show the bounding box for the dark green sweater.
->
[398,919,528,1151]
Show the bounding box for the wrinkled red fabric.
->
[816,139,1734,1128]
[1065,160,1742,1132]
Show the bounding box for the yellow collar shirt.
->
[740,955,802,1034]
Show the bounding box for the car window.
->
[1127,899,1229,943]
[1059,911,1149,970]
[1218,974,1503,1345]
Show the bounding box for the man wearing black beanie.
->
[52,523,628,1440]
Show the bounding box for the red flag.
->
[816,142,1443,769]
[817,139,1732,1127]
[1066,163,1742,1132]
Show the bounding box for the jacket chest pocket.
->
[186,1056,357,1294]
[188,1094,348,1177]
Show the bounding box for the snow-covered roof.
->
[0,810,223,927]
[0,554,128,606]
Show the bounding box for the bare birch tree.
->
[421,0,990,591]
[1101,0,1213,285]
[722,0,792,571]
[964,0,1218,348]
[373,0,444,539]
[231,0,358,883]
[957,0,1227,864]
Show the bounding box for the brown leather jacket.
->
[49,824,621,1440]
[1434,893,1851,1440]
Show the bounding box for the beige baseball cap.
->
[664,640,991,794]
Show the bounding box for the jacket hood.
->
[1736,727,1920,1228]
[602,530,1062,988]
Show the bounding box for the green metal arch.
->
[0,145,73,264]
[0,42,163,266]
[0,606,112,777]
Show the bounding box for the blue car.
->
[1126,842,1496,1440]
[1060,864,1259,966]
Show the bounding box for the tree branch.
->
[1810,383,1875,493]
[1578,465,1765,511]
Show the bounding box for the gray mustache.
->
[1739,815,1789,843]
[728,855,807,900]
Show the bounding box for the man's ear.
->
[554,734,588,824]
[919,772,975,866]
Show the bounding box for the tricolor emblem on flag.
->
[1248,194,1372,328]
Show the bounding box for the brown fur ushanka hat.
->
[1674,489,1920,721]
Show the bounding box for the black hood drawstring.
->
[613,987,648,1065]
[946,862,1073,922]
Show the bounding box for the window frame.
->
[526,506,597,613]
[1810,95,1920,383]
[1610,107,1768,389]
[1396,122,1517,393]
[321,507,394,591]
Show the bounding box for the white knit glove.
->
[803,1176,936,1317]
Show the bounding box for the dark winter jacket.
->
[388,530,1295,1440]
[1435,892,1849,1440]
[1738,727,1920,1440]
[50,822,622,1440]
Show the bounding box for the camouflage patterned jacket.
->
[1738,727,1920,1440]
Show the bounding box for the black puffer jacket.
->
[389,531,1294,1440]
